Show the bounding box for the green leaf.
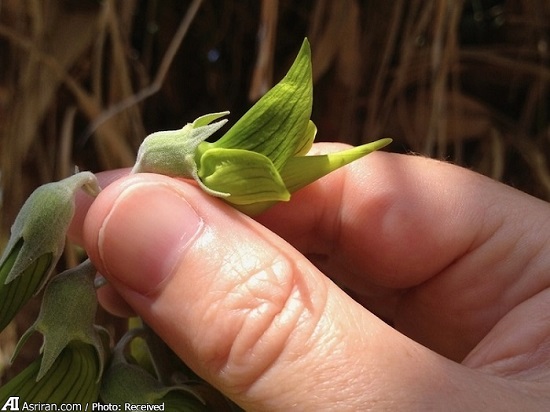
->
[199,148,291,205]
[209,39,312,170]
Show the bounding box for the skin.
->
[69,144,550,410]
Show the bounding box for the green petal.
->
[0,238,22,289]
[0,247,51,332]
[209,39,312,170]
[198,148,290,205]
[293,120,317,156]
[0,342,101,404]
[281,138,393,193]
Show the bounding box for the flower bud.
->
[131,111,230,197]
[0,172,100,332]
[0,341,101,405]
[11,259,108,381]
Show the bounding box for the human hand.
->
[69,143,550,410]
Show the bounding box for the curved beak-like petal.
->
[198,148,291,205]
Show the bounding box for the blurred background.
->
[1,0,549,379]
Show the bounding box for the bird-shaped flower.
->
[132,39,391,216]
[0,172,100,331]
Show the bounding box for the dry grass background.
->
[0,0,549,379]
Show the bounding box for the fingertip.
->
[82,173,203,295]
[68,169,131,245]
[96,281,136,318]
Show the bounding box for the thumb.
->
[82,173,506,410]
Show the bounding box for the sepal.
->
[132,111,229,198]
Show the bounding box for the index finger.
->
[255,145,536,289]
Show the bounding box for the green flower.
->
[0,341,101,405]
[0,172,100,332]
[12,259,108,382]
[132,39,391,215]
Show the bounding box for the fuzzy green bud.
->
[0,172,100,332]
[132,112,230,197]
[12,259,108,381]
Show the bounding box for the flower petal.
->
[281,138,393,193]
[0,246,51,332]
[198,148,291,205]
[209,39,313,170]
[293,120,317,156]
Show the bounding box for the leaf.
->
[100,332,206,410]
